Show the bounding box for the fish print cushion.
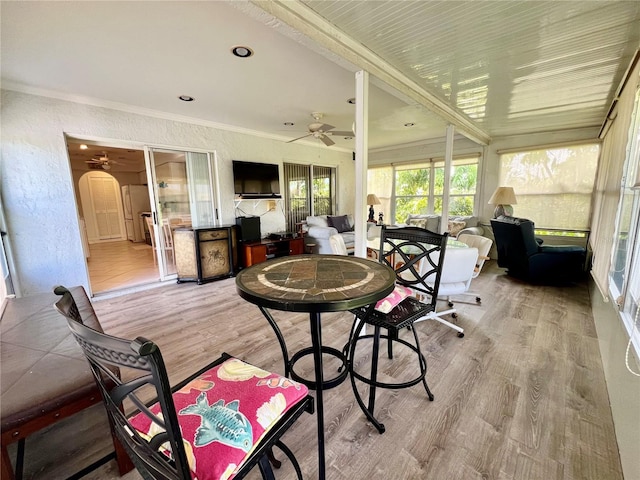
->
[129,357,308,480]
[375,284,413,313]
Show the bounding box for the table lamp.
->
[488,186,517,218]
[367,194,381,223]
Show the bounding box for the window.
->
[395,163,431,221]
[610,88,640,356]
[367,166,393,224]
[283,163,336,231]
[498,144,599,230]
[312,166,333,216]
[434,158,478,216]
[368,157,479,225]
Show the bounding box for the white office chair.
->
[455,234,493,305]
[413,246,478,337]
[329,233,349,256]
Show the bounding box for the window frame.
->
[609,87,640,357]
[283,163,336,231]
[368,155,480,225]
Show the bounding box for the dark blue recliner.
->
[490,216,586,283]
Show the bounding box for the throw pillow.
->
[327,215,352,233]
[306,216,328,228]
[408,218,428,229]
[448,220,466,237]
[375,285,413,313]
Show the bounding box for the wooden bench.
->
[1,288,133,479]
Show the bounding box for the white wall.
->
[1,90,352,295]
[590,282,640,480]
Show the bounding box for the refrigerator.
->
[122,185,151,242]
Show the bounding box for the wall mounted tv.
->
[233,160,282,199]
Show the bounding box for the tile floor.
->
[87,240,160,294]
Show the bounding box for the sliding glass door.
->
[283,163,336,231]
[145,147,218,280]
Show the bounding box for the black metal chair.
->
[53,286,314,480]
[347,225,448,434]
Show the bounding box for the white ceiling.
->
[2,1,639,158]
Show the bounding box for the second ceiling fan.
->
[287,112,353,147]
[85,151,121,170]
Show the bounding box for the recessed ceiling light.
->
[178,95,194,102]
[284,122,295,126]
[231,46,253,58]
[404,122,415,127]
[347,98,356,104]
[80,144,88,150]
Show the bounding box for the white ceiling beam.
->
[253,0,491,146]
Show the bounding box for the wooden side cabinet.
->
[241,237,304,268]
[174,225,238,284]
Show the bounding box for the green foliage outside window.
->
[394,161,477,223]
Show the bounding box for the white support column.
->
[441,124,455,234]
[354,70,369,258]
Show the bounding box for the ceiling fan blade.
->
[328,130,354,137]
[286,133,313,143]
[319,134,335,147]
[318,123,335,132]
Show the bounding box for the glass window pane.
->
[611,90,640,293]
[449,195,474,216]
[313,165,333,216]
[368,166,393,225]
[395,166,429,196]
[186,152,214,227]
[396,197,429,223]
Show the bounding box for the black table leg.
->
[259,307,290,376]
[309,311,325,480]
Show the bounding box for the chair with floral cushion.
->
[346,225,448,434]
[53,285,314,480]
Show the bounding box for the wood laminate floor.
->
[8,262,623,479]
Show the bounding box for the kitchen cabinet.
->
[174,225,237,284]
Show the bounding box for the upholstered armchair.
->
[490,216,586,283]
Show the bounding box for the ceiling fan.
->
[85,151,120,170]
[287,112,354,147]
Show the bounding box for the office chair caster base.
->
[448,301,454,307]
[476,297,482,304]
[457,332,465,338]
[451,312,458,319]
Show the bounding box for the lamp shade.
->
[367,194,381,205]
[488,187,517,205]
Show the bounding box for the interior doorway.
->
[66,137,220,295]
[66,138,161,295]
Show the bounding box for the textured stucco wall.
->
[1,90,353,295]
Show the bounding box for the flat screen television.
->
[233,160,281,199]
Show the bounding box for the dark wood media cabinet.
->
[241,236,304,268]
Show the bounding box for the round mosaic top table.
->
[236,254,395,480]
[236,254,396,312]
